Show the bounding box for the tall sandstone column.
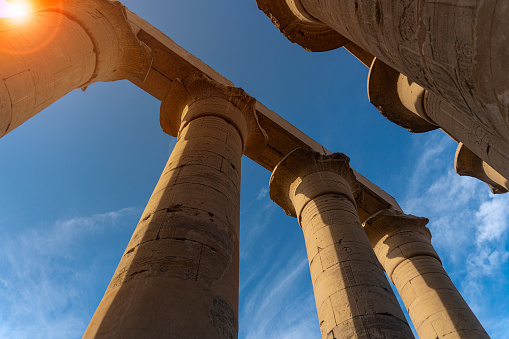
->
[269,148,414,338]
[84,74,266,338]
[0,0,151,138]
[364,209,490,338]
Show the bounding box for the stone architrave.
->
[84,74,266,338]
[0,0,152,138]
[269,148,414,338]
[363,209,490,339]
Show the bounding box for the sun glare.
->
[0,0,28,18]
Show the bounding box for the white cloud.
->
[475,197,509,244]
[402,133,509,336]
[463,194,509,315]
[467,248,509,278]
[0,207,139,339]
[256,186,268,201]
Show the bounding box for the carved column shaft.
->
[364,209,490,338]
[85,75,263,338]
[0,0,151,138]
[270,148,414,339]
[296,0,508,142]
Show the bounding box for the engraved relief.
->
[399,1,417,42]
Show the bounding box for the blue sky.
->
[0,1,508,338]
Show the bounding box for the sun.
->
[0,0,29,18]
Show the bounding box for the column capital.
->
[455,142,509,194]
[363,208,439,278]
[363,208,430,240]
[269,148,362,218]
[256,0,348,52]
[368,58,438,133]
[8,0,153,83]
[160,73,267,156]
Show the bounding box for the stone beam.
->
[0,3,401,220]
[124,10,402,222]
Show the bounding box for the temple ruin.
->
[1,0,506,337]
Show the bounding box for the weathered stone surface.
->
[0,13,95,137]
[84,75,261,338]
[364,209,490,339]
[270,148,413,339]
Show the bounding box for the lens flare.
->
[0,0,28,18]
[0,1,66,56]
[13,2,30,15]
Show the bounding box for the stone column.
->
[364,209,490,338]
[257,0,509,144]
[84,74,265,338]
[269,148,414,338]
[0,0,151,138]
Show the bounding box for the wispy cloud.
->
[240,185,277,260]
[0,207,140,339]
[241,186,271,214]
[240,254,318,339]
[240,184,320,338]
[256,186,268,201]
